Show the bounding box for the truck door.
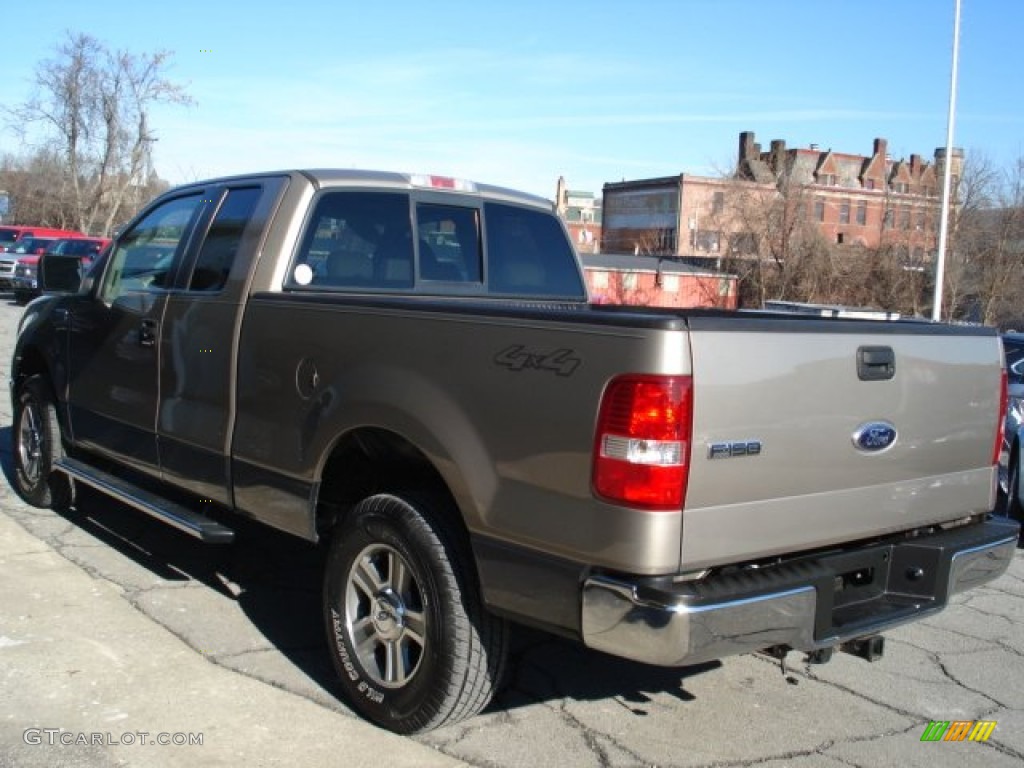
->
[156,183,273,505]
[66,192,210,474]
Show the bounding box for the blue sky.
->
[1,1,1021,200]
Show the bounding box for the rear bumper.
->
[581,518,1019,667]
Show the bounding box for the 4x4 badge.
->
[494,345,581,377]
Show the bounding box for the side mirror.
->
[39,253,83,294]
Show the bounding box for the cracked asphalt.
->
[1,297,1023,767]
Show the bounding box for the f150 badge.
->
[852,421,898,453]
[708,440,762,459]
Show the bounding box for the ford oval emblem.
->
[852,422,898,453]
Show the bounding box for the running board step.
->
[54,457,235,543]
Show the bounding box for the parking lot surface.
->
[1,296,1022,767]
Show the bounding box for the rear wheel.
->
[323,492,508,733]
[13,375,73,510]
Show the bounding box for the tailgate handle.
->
[858,346,895,381]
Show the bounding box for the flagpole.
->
[932,0,962,321]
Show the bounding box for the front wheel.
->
[323,492,508,733]
[13,375,73,509]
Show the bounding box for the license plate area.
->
[812,541,946,641]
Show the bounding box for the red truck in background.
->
[0,226,85,289]
[11,237,110,304]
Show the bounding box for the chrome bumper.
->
[582,518,1019,667]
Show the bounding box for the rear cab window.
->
[288,188,585,300]
[416,203,481,284]
[291,191,414,291]
[484,202,585,299]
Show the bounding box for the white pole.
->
[932,0,962,321]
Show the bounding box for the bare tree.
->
[722,176,846,307]
[11,32,191,235]
[0,149,74,226]
[952,156,1024,327]
[936,153,995,321]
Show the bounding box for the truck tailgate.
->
[681,318,1002,570]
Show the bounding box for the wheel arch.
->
[12,344,52,393]
[313,425,471,547]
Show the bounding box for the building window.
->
[694,230,721,252]
[839,200,851,225]
[856,201,867,226]
[916,211,927,231]
[622,272,637,291]
[659,227,677,253]
[712,191,724,215]
[591,270,608,289]
[662,274,679,292]
[819,173,837,186]
[900,206,911,230]
[883,209,894,229]
[865,179,876,190]
[814,198,825,222]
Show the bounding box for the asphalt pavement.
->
[1,295,1023,767]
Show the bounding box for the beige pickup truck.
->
[11,170,1019,733]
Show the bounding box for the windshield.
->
[53,239,101,256]
[13,238,55,254]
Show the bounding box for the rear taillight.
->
[994,367,1008,466]
[592,375,692,510]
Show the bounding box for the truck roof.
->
[180,169,555,211]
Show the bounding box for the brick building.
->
[582,252,738,309]
[555,176,602,253]
[602,131,962,266]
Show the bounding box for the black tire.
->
[323,492,508,734]
[13,375,73,510]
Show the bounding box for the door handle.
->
[857,346,895,381]
[139,319,158,348]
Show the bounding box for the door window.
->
[100,194,205,304]
[187,187,261,292]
